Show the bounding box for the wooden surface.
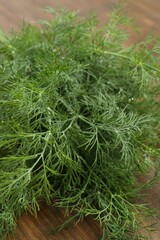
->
[7,202,102,240]
[1,0,160,239]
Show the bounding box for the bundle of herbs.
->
[0,4,160,240]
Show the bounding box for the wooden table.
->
[1,1,160,239]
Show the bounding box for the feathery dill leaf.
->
[0,4,160,240]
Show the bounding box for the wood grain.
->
[1,1,160,239]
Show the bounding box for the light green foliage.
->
[0,4,160,239]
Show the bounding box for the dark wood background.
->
[1,0,160,239]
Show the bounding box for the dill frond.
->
[0,4,160,240]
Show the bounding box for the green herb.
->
[0,3,160,239]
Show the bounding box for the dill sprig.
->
[0,4,160,240]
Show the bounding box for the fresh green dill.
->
[0,3,160,240]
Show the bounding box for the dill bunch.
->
[0,4,160,240]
